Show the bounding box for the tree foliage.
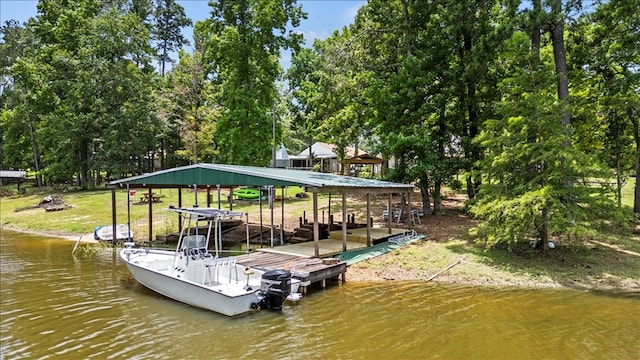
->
[1,0,638,248]
[152,0,192,76]
[195,0,305,166]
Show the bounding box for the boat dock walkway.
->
[236,228,415,291]
[236,250,346,292]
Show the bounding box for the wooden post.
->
[313,193,319,257]
[342,192,347,252]
[387,193,393,234]
[217,185,221,209]
[328,192,332,226]
[178,188,183,233]
[111,188,117,248]
[259,186,264,247]
[366,193,371,247]
[407,190,413,229]
[280,186,285,246]
[148,188,153,242]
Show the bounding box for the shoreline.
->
[3,224,639,293]
[2,225,97,243]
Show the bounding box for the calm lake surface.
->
[1,229,639,360]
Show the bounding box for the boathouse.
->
[108,163,417,289]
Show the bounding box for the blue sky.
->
[1,0,365,66]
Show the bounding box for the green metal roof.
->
[108,163,414,194]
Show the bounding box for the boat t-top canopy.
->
[167,207,245,221]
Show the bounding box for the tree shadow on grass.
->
[445,235,640,294]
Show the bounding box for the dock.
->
[236,228,411,291]
[236,250,346,292]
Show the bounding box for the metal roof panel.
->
[109,163,413,193]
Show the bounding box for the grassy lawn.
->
[0,184,395,240]
[621,176,635,208]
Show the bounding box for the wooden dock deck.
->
[236,250,346,291]
[235,228,408,291]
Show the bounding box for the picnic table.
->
[140,193,161,203]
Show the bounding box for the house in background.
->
[287,142,384,176]
[271,144,290,168]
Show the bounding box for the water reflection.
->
[1,230,638,359]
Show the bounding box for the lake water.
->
[1,229,638,359]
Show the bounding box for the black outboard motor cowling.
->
[260,270,292,310]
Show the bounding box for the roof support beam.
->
[342,193,347,253]
[366,193,371,247]
[313,192,319,257]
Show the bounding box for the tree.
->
[570,0,640,212]
[163,37,218,164]
[17,0,158,186]
[195,0,305,166]
[152,0,192,76]
[286,46,323,158]
[0,20,43,185]
[470,31,624,249]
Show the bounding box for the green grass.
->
[621,176,635,208]
[0,184,394,240]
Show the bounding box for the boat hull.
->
[95,224,133,241]
[120,248,263,317]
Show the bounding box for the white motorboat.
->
[120,207,300,317]
[94,224,133,241]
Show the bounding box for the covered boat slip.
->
[108,163,417,256]
[108,164,420,288]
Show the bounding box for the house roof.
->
[108,163,413,194]
[290,141,372,160]
[275,144,289,160]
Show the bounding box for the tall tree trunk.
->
[433,181,442,215]
[434,99,446,215]
[25,93,43,187]
[540,206,549,250]
[27,116,42,187]
[629,107,640,214]
[549,0,570,145]
[400,0,412,56]
[613,111,623,207]
[531,0,541,69]
[419,182,431,215]
[461,27,481,199]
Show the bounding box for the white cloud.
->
[303,30,331,43]
[342,1,366,22]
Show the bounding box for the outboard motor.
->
[260,270,292,311]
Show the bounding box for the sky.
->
[0,0,365,68]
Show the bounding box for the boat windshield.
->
[180,235,206,250]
